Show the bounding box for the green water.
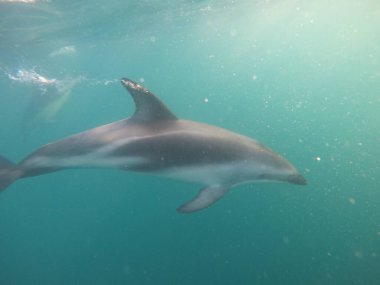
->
[0,1,379,284]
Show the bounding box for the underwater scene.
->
[0,0,379,284]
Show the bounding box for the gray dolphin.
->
[0,78,307,213]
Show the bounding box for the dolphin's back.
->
[111,120,255,171]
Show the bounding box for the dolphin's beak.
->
[288,174,307,185]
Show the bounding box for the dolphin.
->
[0,78,307,213]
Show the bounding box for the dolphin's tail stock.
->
[0,156,20,192]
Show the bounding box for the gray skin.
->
[0,78,307,213]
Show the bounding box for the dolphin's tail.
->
[0,156,19,192]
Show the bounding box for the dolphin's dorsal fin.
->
[121,78,177,123]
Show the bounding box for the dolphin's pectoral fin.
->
[177,185,230,213]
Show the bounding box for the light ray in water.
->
[4,67,120,138]
[5,68,81,136]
